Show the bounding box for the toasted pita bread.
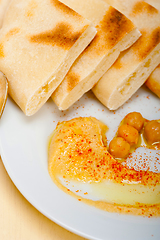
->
[0,0,11,28]
[0,0,96,116]
[52,0,140,110]
[93,0,160,110]
[145,64,160,98]
[144,0,160,98]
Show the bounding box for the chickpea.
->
[109,137,130,158]
[124,112,144,132]
[118,124,139,145]
[144,120,160,145]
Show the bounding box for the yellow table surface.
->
[0,157,87,240]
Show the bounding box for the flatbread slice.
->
[144,0,160,98]
[93,0,160,110]
[52,0,140,110]
[0,0,96,115]
[145,64,160,98]
[0,0,11,28]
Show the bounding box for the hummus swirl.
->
[48,117,160,217]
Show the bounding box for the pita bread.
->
[0,0,96,115]
[0,0,11,28]
[93,0,160,110]
[145,64,160,98]
[144,0,160,98]
[52,0,140,110]
[0,71,8,117]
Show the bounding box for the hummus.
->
[48,117,160,217]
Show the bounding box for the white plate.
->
[0,86,160,240]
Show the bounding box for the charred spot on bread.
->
[51,0,82,18]
[112,57,123,69]
[0,43,4,58]
[5,28,20,39]
[29,22,88,50]
[66,71,80,92]
[83,6,135,56]
[101,7,135,49]
[131,1,159,16]
[132,27,160,61]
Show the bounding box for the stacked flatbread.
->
[0,0,96,115]
[144,0,160,98]
[52,0,141,110]
[92,0,160,110]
